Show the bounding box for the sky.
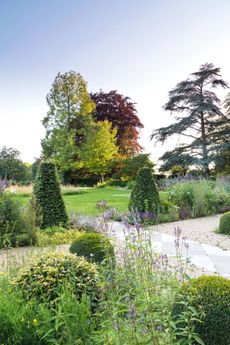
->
[0,0,230,164]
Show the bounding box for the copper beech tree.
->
[91,90,143,157]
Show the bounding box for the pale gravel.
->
[148,214,230,250]
[1,215,229,278]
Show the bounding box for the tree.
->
[151,63,229,175]
[33,162,68,228]
[129,167,161,214]
[213,93,230,174]
[31,158,42,181]
[80,120,118,181]
[0,146,29,182]
[159,149,195,174]
[111,153,154,181]
[42,71,95,172]
[91,90,143,156]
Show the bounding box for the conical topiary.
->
[129,167,161,214]
[33,162,68,229]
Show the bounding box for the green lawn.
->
[14,187,131,215]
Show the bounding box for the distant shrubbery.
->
[165,178,230,220]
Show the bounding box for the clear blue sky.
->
[0,0,230,163]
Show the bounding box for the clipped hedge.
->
[14,252,100,305]
[129,167,161,214]
[219,211,230,235]
[33,162,68,229]
[70,232,115,265]
[173,276,230,345]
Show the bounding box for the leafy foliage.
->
[91,90,143,156]
[167,180,230,217]
[0,146,31,182]
[173,276,230,345]
[33,162,68,228]
[80,120,118,181]
[0,277,95,345]
[152,63,229,175]
[42,71,95,172]
[70,232,115,264]
[0,193,25,248]
[129,167,161,214]
[35,227,81,246]
[219,211,230,235]
[14,252,100,304]
[112,153,154,181]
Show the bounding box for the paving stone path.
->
[0,215,229,278]
[111,215,230,278]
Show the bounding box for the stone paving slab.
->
[111,221,230,278]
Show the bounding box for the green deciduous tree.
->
[42,71,95,172]
[111,153,154,181]
[129,167,161,214]
[151,63,229,175]
[33,162,68,228]
[0,146,30,182]
[80,120,118,181]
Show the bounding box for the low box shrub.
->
[14,252,100,305]
[70,232,115,265]
[173,275,230,345]
[219,211,230,235]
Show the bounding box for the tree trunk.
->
[200,111,210,176]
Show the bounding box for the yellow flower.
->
[32,319,39,326]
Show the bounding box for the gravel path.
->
[148,214,230,250]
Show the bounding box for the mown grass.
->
[13,187,131,215]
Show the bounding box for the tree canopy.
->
[80,120,118,181]
[42,71,95,172]
[151,63,229,175]
[91,90,143,156]
[0,146,31,182]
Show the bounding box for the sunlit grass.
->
[12,187,131,215]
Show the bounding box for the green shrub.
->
[14,252,100,304]
[15,233,31,247]
[219,211,230,235]
[0,277,95,345]
[167,180,230,218]
[70,232,115,265]
[168,181,194,209]
[129,167,161,214]
[35,228,81,246]
[126,180,134,190]
[192,182,207,217]
[95,181,107,188]
[173,276,230,345]
[106,179,127,188]
[158,199,180,223]
[33,162,68,229]
[0,193,25,247]
[0,277,49,345]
